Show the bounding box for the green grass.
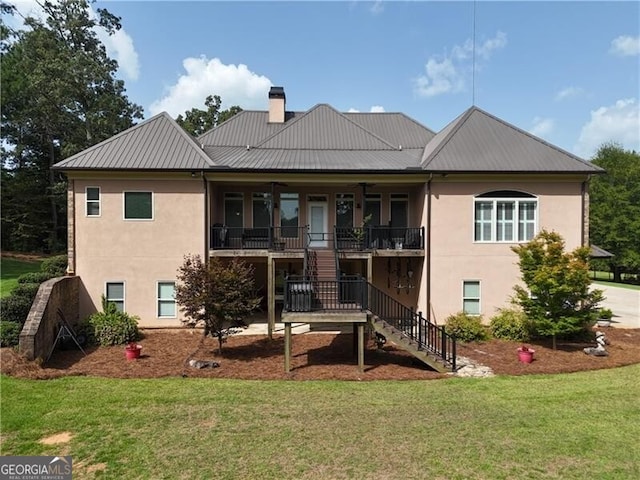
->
[591,271,640,290]
[2,366,640,479]
[593,279,640,291]
[0,257,43,298]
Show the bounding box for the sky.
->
[6,0,640,159]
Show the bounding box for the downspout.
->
[202,171,209,262]
[67,178,76,275]
[426,174,433,322]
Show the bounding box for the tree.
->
[175,95,242,136]
[512,230,604,349]
[1,0,143,252]
[175,255,262,354]
[589,143,640,282]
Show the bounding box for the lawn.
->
[0,257,43,298]
[2,366,639,479]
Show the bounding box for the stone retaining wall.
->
[19,276,80,361]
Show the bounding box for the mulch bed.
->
[2,327,639,381]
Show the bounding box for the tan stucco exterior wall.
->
[422,177,586,323]
[73,176,205,327]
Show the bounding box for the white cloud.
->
[149,57,272,117]
[7,0,140,81]
[574,98,640,158]
[529,117,554,137]
[347,108,360,113]
[369,105,385,113]
[414,31,507,98]
[610,35,640,56]
[555,86,585,101]
[370,1,384,15]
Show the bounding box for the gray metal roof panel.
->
[53,112,215,170]
[203,147,423,170]
[421,107,603,173]
[344,112,436,149]
[255,104,399,150]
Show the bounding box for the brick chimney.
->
[268,86,286,123]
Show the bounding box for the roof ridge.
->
[197,109,249,143]
[420,108,473,168]
[252,104,323,148]
[331,106,401,149]
[169,112,217,167]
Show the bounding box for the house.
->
[53,86,602,368]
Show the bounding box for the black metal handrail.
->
[283,275,456,370]
[334,226,425,251]
[210,226,308,250]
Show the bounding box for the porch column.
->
[284,322,292,372]
[367,256,373,284]
[268,255,275,339]
[357,323,365,372]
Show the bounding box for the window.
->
[280,193,299,238]
[390,194,408,228]
[335,193,354,228]
[106,282,125,312]
[252,192,272,228]
[124,191,153,220]
[157,282,176,318]
[224,193,243,228]
[364,194,381,226]
[463,281,480,315]
[474,191,537,242]
[86,187,100,216]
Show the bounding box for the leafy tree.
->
[512,230,604,349]
[176,95,242,136]
[589,143,640,282]
[1,0,143,252]
[175,255,261,354]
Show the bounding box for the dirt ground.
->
[2,326,640,381]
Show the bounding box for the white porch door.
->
[308,201,328,248]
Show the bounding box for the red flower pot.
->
[125,344,142,360]
[517,347,535,364]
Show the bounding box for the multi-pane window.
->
[252,193,272,228]
[124,191,153,220]
[335,193,354,228]
[390,193,408,228]
[86,187,100,216]
[474,191,537,242]
[106,282,125,312]
[224,193,243,228]
[364,193,381,226]
[157,282,176,318]
[463,281,481,315]
[280,193,299,238]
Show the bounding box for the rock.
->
[189,359,220,369]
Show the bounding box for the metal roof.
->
[53,112,214,170]
[590,245,615,258]
[420,107,603,173]
[344,112,435,149]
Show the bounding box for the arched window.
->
[474,190,537,242]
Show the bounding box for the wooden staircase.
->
[306,249,339,310]
[369,316,453,373]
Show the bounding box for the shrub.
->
[87,296,140,346]
[11,282,42,300]
[490,308,531,341]
[0,294,35,324]
[0,321,21,347]
[444,312,488,342]
[17,272,53,284]
[40,255,68,276]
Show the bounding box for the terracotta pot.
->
[517,347,535,364]
[125,345,142,360]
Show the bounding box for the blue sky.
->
[8,1,640,159]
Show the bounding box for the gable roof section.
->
[420,107,603,173]
[254,104,399,150]
[53,112,215,170]
[344,112,436,148]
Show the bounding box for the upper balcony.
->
[210,225,424,254]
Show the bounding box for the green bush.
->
[490,308,531,341]
[444,312,488,342]
[0,321,21,347]
[87,296,140,346]
[40,255,67,276]
[17,272,54,284]
[0,294,35,324]
[11,282,42,300]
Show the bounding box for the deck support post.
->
[268,255,275,340]
[357,323,364,372]
[284,322,292,373]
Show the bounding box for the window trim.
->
[157,281,177,318]
[462,280,481,316]
[473,191,537,243]
[123,191,154,221]
[85,186,101,217]
[105,281,125,312]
